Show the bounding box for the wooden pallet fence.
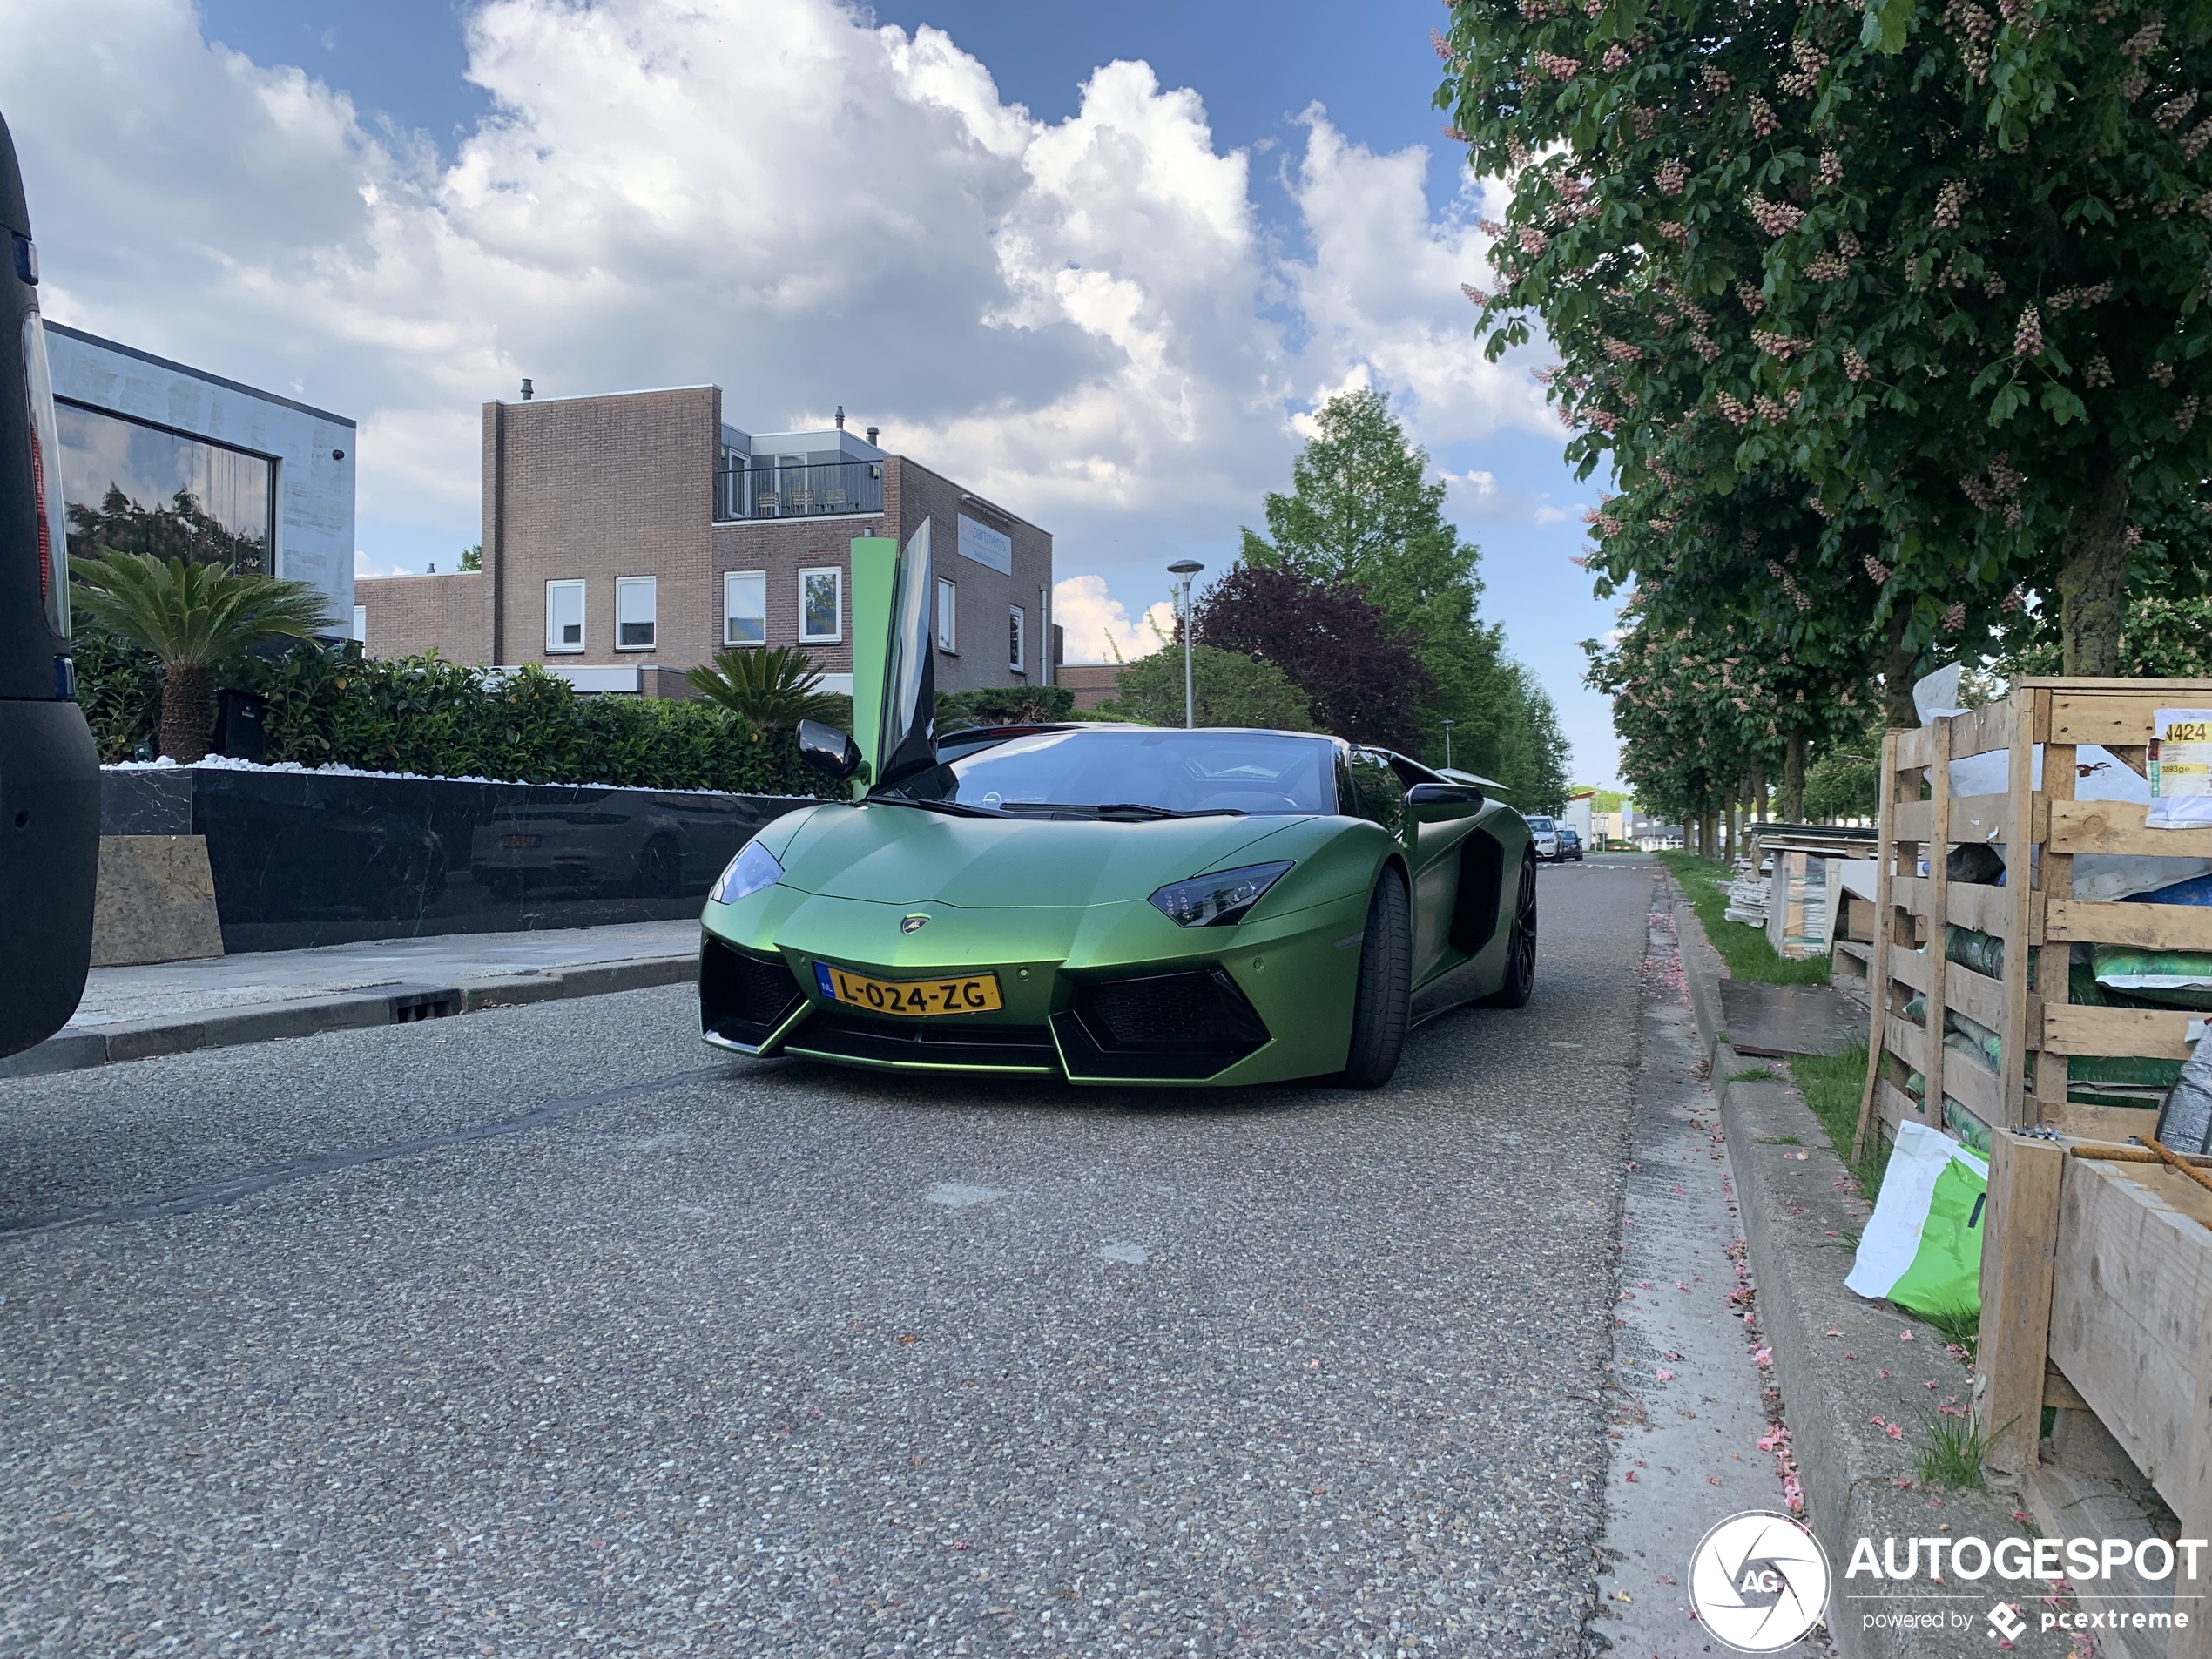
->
[1978,1130,2212,1658]
[1851,678,2212,1160]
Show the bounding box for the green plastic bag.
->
[1845,1122,1989,1320]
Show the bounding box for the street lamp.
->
[1440,718,1455,770]
[1167,559,1204,729]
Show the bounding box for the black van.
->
[0,109,98,1058]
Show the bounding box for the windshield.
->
[885,729,1337,816]
[1527,817,1554,831]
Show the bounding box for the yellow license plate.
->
[816,965,1002,1016]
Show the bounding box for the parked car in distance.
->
[1557,826,1584,862]
[1525,813,1561,861]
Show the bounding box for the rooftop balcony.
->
[717,456,883,522]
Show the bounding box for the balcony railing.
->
[717,457,884,522]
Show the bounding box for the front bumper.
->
[698,885,1368,1087]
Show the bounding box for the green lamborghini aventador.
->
[698,526,1536,1089]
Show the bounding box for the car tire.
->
[1336,864,1412,1089]
[1479,850,1538,1009]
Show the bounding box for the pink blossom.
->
[2013,304,2043,355]
[1655,158,1689,195]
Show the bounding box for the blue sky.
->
[24,0,1621,782]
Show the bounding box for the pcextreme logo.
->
[1688,1511,1832,1653]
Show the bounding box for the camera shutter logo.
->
[1688,1511,1831,1652]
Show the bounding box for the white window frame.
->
[724,570,767,647]
[1008,603,1026,675]
[799,566,843,644]
[546,578,585,654]
[614,575,658,651]
[351,604,367,644]
[935,577,957,653]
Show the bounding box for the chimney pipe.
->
[866,425,880,447]
[520,377,534,401]
[835,404,846,429]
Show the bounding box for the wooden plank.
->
[1894,725,1937,769]
[1878,1077,1930,1139]
[2022,676,2212,693]
[2047,797,2212,860]
[1891,799,1932,842]
[2001,695,2035,1120]
[2047,898,2212,952]
[1942,959,2007,1034]
[1942,1045,2003,1120]
[1885,1011,1928,1071]
[2052,693,2175,749]
[1888,943,1930,995]
[2044,1002,2204,1060]
[2043,1099,2164,1141]
[2047,1157,2212,1517]
[1946,881,2010,936]
[1977,1131,2067,1474]
[2043,1362,2089,1411]
[1925,718,1954,1128]
[2038,738,2078,1125]
[1947,698,2015,764]
[1853,728,1903,1163]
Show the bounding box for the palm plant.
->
[685,644,844,737]
[71,552,334,763]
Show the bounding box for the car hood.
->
[775,803,1314,908]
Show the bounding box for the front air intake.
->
[1052,967,1271,1082]
[699,934,806,1050]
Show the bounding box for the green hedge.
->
[73,631,820,795]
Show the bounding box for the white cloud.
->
[1532,504,1573,527]
[354,550,411,579]
[1052,575,1174,665]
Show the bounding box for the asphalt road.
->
[0,857,1657,1659]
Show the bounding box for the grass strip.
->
[1789,1041,1885,1202]
[1657,851,1831,987]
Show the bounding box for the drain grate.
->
[388,988,462,1023]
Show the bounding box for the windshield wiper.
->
[870,796,1001,818]
[1092,802,1248,820]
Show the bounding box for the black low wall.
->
[103,767,814,954]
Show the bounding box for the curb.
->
[1671,888,2026,1659]
[0,952,696,1082]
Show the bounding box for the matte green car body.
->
[698,765,1534,1087]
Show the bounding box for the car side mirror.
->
[797,719,864,784]
[1406,780,1483,811]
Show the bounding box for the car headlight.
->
[1147,860,1293,927]
[709,840,783,905]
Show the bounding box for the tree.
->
[66,484,269,574]
[684,645,843,737]
[1240,388,1514,758]
[71,551,334,762]
[1097,645,1313,730]
[1436,0,2212,677]
[1192,562,1434,752]
[458,544,483,572]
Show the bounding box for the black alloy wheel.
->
[1336,864,1412,1089]
[1479,850,1538,1008]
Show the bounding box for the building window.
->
[724,570,766,646]
[351,604,367,644]
[1008,604,1026,675]
[799,567,842,643]
[546,579,585,653]
[935,577,957,653]
[54,399,276,575]
[616,575,657,651]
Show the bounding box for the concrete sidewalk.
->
[1,921,698,1081]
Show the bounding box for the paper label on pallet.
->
[2148,708,2212,827]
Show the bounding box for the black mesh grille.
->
[699,935,806,1048]
[1078,968,1270,1053]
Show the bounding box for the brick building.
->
[355,386,1056,697]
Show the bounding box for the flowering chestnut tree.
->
[1438,0,2212,675]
